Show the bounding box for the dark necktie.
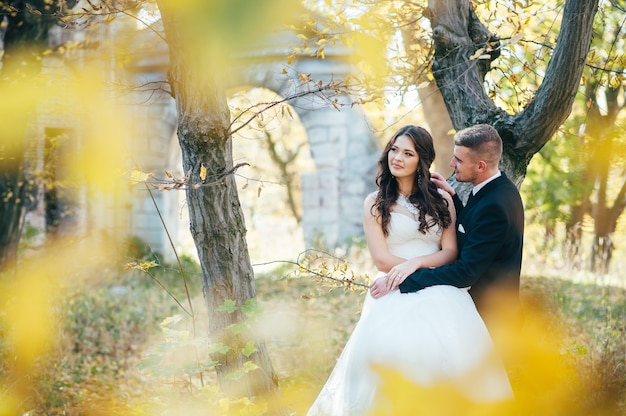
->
[467,191,475,204]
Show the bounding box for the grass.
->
[0,248,624,415]
[520,276,626,413]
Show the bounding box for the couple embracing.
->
[308,124,524,415]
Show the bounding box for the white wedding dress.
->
[308,212,513,415]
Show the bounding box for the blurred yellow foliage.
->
[67,68,129,193]
[351,31,387,81]
[358,300,600,416]
[2,271,56,367]
[0,236,119,413]
[370,366,513,415]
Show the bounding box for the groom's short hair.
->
[454,124,502,168]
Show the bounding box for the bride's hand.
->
[370,277,391,299]
[385,260,418,290]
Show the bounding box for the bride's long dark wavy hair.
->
[373,125,452,236]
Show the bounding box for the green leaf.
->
[241,298,261,317]
[241,341,256,357]
[224,360,259,380]
[226,322,248,334]
[242,360,259,373]
[209,342,230,354]
[217,299,238,313]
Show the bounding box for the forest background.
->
[0,0,625,415]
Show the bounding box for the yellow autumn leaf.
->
[510,32,523,45]
[609,76,621,89]
[469,47,485,60]
[130,170,153,183]
[25,3,42,16]
[161,315,183,328]
[200,164,207,181]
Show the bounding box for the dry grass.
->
[255,273,626,415]
[1,254,624,415]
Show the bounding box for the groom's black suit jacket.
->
[399,172,524,314]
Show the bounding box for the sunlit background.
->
[0,0,624,415]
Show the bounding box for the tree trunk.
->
[586,131,625,274]
[397,13,455,178]
[562,71,626,274]
[263,131,302,224]
[0,128,27,270]
[181,125,279,397]
[426,0,599,186]
[156,0,282,404]
[417,82,455,178]
[0,81,28,270]
[564,204,586,270]
[585,76,626,273]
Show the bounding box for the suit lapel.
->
[458,174,505,222]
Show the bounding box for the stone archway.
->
[125,23,380,256]
[229,29,380,247]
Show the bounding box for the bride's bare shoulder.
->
[363,191,379,212]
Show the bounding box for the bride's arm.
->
[363,194,406,273]
[386,192,458,286]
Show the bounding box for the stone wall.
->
[24,16,380,259]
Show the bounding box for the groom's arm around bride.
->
[373,124,525,332]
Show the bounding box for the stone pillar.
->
[127,92,178,257]
[296,96,379,248]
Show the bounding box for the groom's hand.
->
[369,277,391,299]
[431,171,455,196]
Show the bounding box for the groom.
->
[370,124,524,330]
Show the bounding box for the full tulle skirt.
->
[307,285,513,416]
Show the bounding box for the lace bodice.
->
[386,212,442,260]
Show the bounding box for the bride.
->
[307,125,513,415]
